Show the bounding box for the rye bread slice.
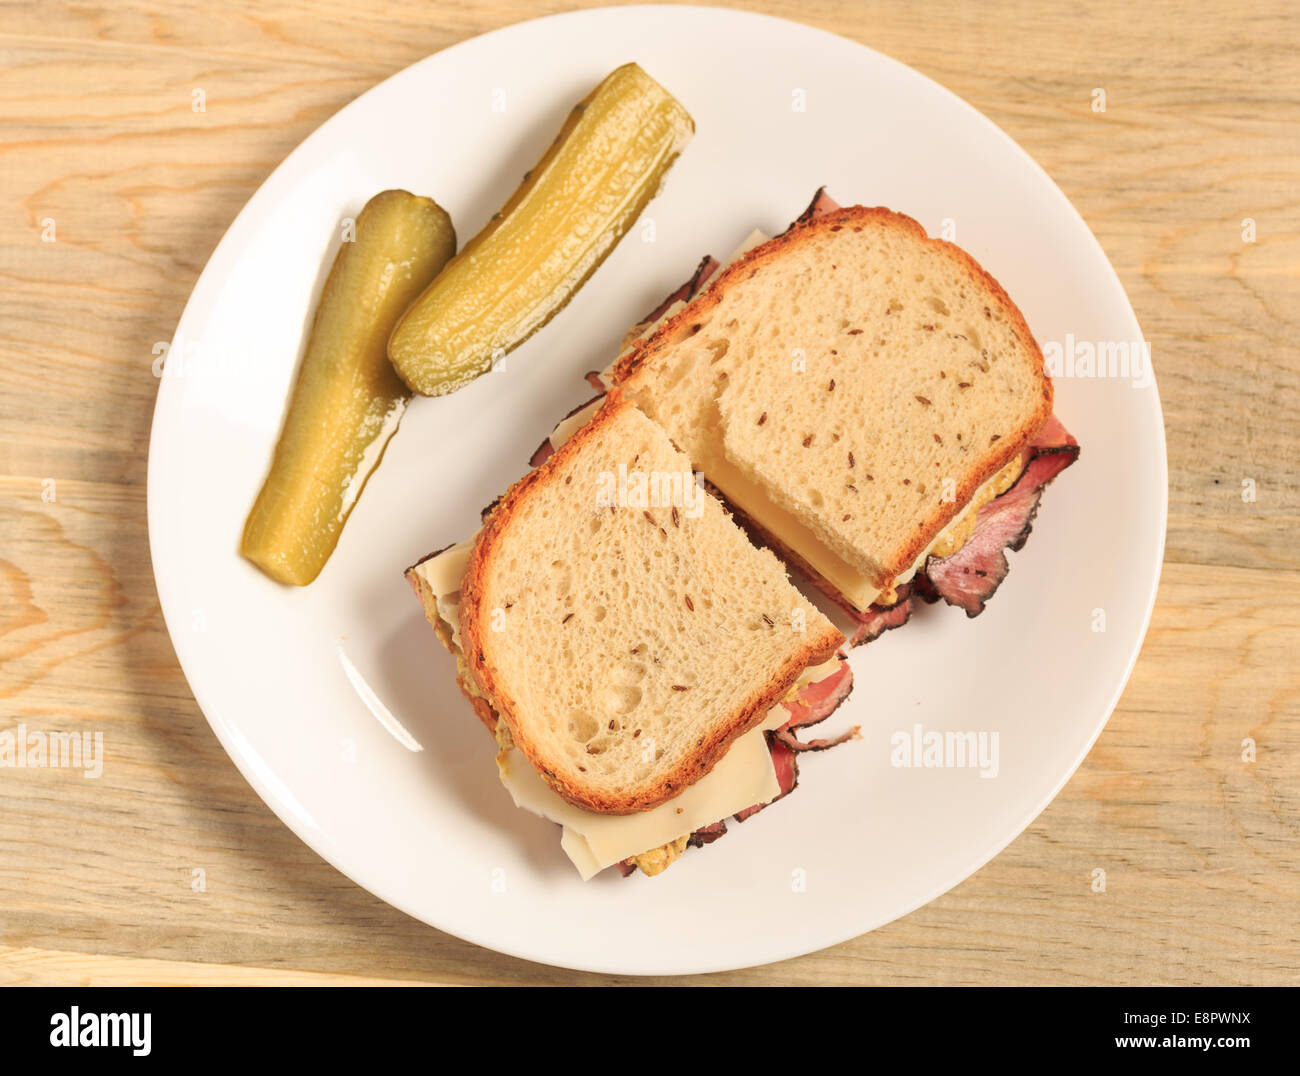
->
[457,393,842,814]
[614,205,1053,590]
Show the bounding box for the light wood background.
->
[1,0,1296,986]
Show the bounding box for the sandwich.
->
[406,394,858,879]
[534,189,1080,646]
[407,189,1080,879]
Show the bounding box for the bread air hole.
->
[568,710,599,743]
[550,560,572,596]
[601,684,642,716]
[611,659,645,685]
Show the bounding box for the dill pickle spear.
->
[388,62,693,396]
[241,190,456,585]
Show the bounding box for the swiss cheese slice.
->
[499,704,790,880]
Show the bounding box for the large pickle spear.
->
[388,63,693,396]
[242,190,456,585]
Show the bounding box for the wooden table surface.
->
[2,0,1297,986]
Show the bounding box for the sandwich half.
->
[534,189,1080,645]
[406,393,855,878]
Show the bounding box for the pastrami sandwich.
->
[533,189,1080,646]
[407,394,857,879]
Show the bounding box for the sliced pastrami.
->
[639,254,721,326]
[687,820,729,847]
[528,394,608,467]
[844,583,917,648]
[735,656,856,819]
[776,659,854,731]
[734,734,799,823]
[774,725,860,753]
[789,186,842,230]
[528,439,554,468]
[923,417,1080,617]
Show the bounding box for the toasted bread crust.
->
[614,205,1054,587]
[403,548,499,737]
[458,392,842,815]
[457,677,501,736]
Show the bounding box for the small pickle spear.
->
[388,62,693,396]
[241,190,456,585]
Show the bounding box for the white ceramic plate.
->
[148,5,1166,975]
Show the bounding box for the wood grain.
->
[1,0,1297,985]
